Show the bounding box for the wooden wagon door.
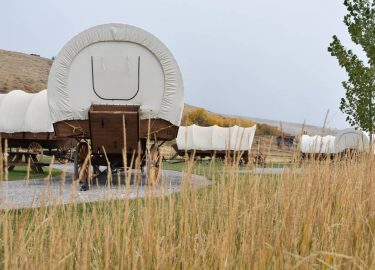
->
[89,105,140,155]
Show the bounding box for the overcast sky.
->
[0,0,361,128]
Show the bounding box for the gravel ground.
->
[0,165,211,210]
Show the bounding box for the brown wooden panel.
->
[89,106,140,155]
[0,134,74,152]
[53,120,90,138]
[52,111,178,141]
[24,132,53,140]
[139,119,178,140]
[0,132,24,140]
[90,104,140,112]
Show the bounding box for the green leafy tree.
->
[328,0,375,139]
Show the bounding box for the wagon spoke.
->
[27,142,43,162]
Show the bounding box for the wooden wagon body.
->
[53,105,178,167]
[1,132,75,161]
[171,144,251,164]
[2,132,72,148]
[47,24,184,189]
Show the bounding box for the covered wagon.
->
[47,23,184,189]
[300,135,336,159]
[300,128,370,159]
[334,128,369,154]
[174,124,256,163]
[0,90,74,171]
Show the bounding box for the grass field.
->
[0,154,61,181]
[162,159,250,175]
[1,153,374,269]
[5,166,61,181]
[162,159,291,175]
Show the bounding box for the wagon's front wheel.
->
[74,141,91,189]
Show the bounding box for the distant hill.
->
[0,49,51,93]
[0,49,338,136]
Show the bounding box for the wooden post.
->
[279,121,284,150]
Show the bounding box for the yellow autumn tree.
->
[182,108,255,127]
[182,108,283,136]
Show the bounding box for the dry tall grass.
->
[1,149,375,269]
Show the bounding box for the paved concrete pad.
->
[0,168,211,209]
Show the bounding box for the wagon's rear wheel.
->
[56,146,71,164]
[27,142,43,162]
[146,144,161,184]
[74,141,91,189]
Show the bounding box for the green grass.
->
[267,162,292,168]
[4,166,62,181]
[162,159,291,175]
[162,160,250,176]
[41,156,53,163]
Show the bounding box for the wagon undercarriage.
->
[53,105,178,191]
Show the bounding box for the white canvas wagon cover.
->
[0,90,53,133]
[300,135,335,154]
[48,23,184,126]
[300,129,370,154]
[334,128,369,153]
[0,94,5,107]
[176,125,256,151]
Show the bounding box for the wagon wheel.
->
[74,141,91,188]
[240,154,249,165]
[146,144,161,185]
[27,142,44,162]
[253,151,266,166]
[56,146,71,164]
